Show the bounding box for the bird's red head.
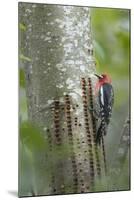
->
[94,73,112,94]
[95,73,112,84]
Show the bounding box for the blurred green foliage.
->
[91,8,130,108]
[19,120,76,196]
[91,7,130,191]
[20,121,49,151]
[91,8,130,77]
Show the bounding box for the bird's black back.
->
[99,83,114,124]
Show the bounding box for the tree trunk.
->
[19,2,104,196]
[112,117,130,173]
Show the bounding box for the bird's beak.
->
[94,74,103,79]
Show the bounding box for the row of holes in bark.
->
[50,103,79,111]
[53,100,65,193]
[81,78,95,186]
[47,128,56,193]
[53,100,62,145]
[66,97,87,193]
[65,95,78,192]
[88,78,101,177]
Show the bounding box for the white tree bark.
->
[19,3,103,196]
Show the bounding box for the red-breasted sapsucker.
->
[94,74,114,144]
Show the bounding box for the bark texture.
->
[113,117,130,172]
[19,3,104,196]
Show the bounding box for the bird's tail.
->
[96,121,107,145]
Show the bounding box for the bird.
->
[94,73,114,144]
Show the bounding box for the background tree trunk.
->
[112,116,130,174]
[19,3,104,196]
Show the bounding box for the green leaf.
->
[20,54,31,62]
[19,23,26,31]
[20,121,49,151]
[19,69,25,87]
